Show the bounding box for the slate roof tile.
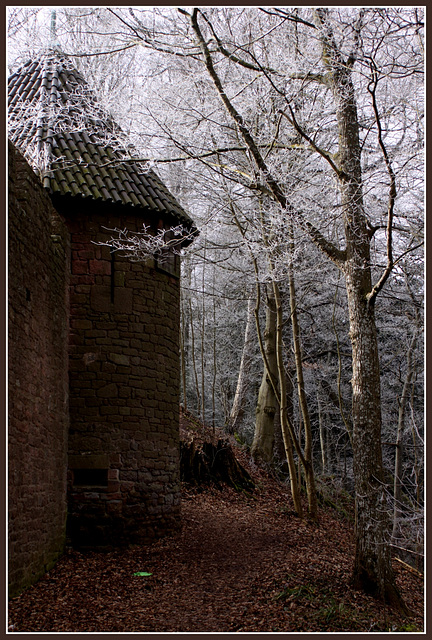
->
[8,50,196,233]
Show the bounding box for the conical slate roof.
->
[8,50,195,230]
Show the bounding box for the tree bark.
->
[191,7,409,606]
[287,222,318,519]
[317,383,327,474]
[313,8,407,608]
[392,329,418,541]
[272,279,303,517]
[273,367,293,464]
[227,296,255,435]
[251,285,278,463]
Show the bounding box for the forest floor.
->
[8,413,424,634]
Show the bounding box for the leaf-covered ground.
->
[8,419,424,633]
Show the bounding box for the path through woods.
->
[8,428,423,633]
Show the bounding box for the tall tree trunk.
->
[180,300,187,411]
[271,279,303,517]
[392,329,418,541]
[273,365,293,464]
[317,384,328,475]
[227,296,255,435]
[248,274,302,515]
[211,266,217,430]
[200,242,206,422]
[314,9,406,605]
[287,222,318,519]
[188,294,200,415]
[190,7,409,605]
[251,285,278,463]
[346,266,394,598]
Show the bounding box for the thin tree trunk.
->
[180,297,187,410]
[211,266,217,431]
[227,296,255,434]
[200,243,206,422]
[317,384,327,474]
[273,365,293,464]
[251,285,278,463]
[191,8,407,606]
[188,295,200,415]
[287,222,318,519]
[250,275,302,516]
[272,279,303,517]
[393,329,418,540]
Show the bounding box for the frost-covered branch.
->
[95,224,194,262]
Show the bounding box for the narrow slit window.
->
[110,251,115,303]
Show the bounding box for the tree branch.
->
[190,8,346,269]
[197,9,281,76]
[109,7,202,61]
[279,107,346,180]
[66,42,140,58]
[366,61,397,308]
[258,8,317,31]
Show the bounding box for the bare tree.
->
[8,5,423,607]
[184,6,422,607]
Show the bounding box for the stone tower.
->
[8,51,196,550]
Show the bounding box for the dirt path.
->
[143,495,294,631]
[8,481,423,633]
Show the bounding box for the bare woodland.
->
[8,6,424,617]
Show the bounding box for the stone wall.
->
[8,142,70,597]
[8,139,183,592]
[65,207,181,547]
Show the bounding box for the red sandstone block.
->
[71,319,92,330]
[106,500,122,514]
[120,481,134,492]
[102,363,116,374]
[72,260,88,275]
[100,406,119,415]
[118,388,131,398]
[107,482,120,494]
[89,260,111,275]
[77,250,95,260]
[70,294,87,305]
[71,233,92,244]
[75,284,91,293]
[110,454,122,466]
[71,275,95,286]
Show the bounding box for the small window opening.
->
[73,468,108,487]
[25,288,31,302]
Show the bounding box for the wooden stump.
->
[180,438,254,491]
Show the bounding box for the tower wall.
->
[8,142,70,596]
[65,207,181,547]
